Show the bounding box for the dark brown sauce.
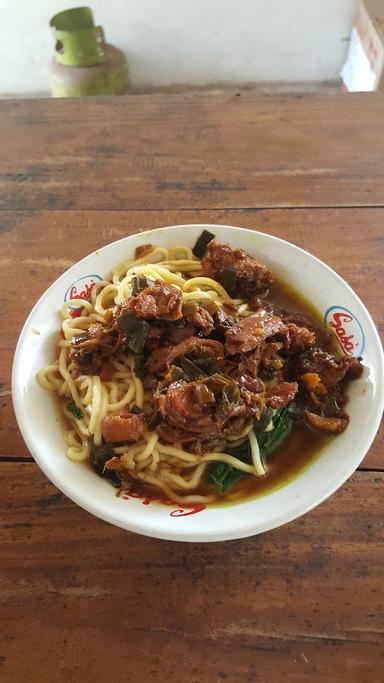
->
[135,278,333,506]
[270,277,331,348]
[55,275,336,505]
[205,424,328,506]
[201,278,330,505]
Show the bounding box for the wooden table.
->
[1,92,383,682]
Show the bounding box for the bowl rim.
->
[12,224,384,541]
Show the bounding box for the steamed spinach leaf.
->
[209,407,293,495]
[256,408,293,457]
[209,462,245,495]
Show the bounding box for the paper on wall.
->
[341,27,377,91]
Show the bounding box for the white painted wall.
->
[0,0,357,96]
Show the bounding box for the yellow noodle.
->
[200,452,255,473]
[131,470,216,504]
[181,290,220,302]
[112,247,170,283]
[94,283,118,315]
[162,463,208,490]
[37,239,265,503]
[167,245,193,260]
[149,448,160,472]
[237,303,250,315]
[249,430,266,477]
[37,363,62,391]
[65,429,90,462]
[159,259,202,272]
[226,421,253,441]
[107,382,135,412]
[182,276,232,300]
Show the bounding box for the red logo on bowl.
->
[120,489,206,517]
[324,306,365,357]
[64,274,103,318]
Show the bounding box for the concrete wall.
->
[0,0,357,96]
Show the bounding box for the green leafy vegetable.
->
[209,462,245,495]
[178,356,205,380]
[253,406,274,432]
[193,353,221,376]
[169,365,186,382]
[91,444,112,476]
[66,401,84,419]
[217,382,241,421]
[134,356,147,379]
[256,408,293,458]
[131,404,144,414]
[209,407,293,495]
[225,439,251,460]
[217,266,237,297]
[131,275,152,297]
[117,311,149,353]
[192,229,215,258]
[174,353,221,381]
[209,438,250,495]
[90,444,124,488]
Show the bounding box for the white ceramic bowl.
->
[12,225,384,542]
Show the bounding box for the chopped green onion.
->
[67,401,84,419]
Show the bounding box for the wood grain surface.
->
[0,92,384,211]
[0,464,383,683]
[1,207,382,467]
[1,92,383,683]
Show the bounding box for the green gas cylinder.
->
[49,7,130,97]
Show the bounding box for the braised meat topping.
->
[121,280,183,321]
[225,313,286,355]
[203,240,273,296]
[69,238,363,448]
